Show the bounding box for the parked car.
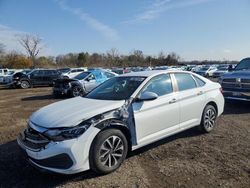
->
[53,69,117,97]
[212,66,229,78]
[62,68,87,78]
[0,70,20,85]
[194,66,217,77]
[17,70,224,175]
[0,68,9,83]
[11,69,61,88]
[220,57,250,101]
[111,68,131,75]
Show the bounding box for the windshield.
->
[74,72,90,80]
[235,58,250,71]
[86,76,146,100]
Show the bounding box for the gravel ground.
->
[0,86,249,188]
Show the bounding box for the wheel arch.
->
[94,119,132,152]
[206,101,218,115]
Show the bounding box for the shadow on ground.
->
[223,100,250,115]
[0,140,98,188]
[0,128,202,187]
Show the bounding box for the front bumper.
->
[17,127,100,174]
[222,90,250,101]
[53,87,71,95]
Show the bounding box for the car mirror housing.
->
[136,92,158,102]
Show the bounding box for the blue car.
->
[53,69,118,97]
[220,58,250,101]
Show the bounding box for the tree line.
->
[0,34,236,69]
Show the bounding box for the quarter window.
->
[193,75,206,87]
[174,73,197,91]
[141,74,173,96]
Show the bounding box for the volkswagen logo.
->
[236,78,241,83]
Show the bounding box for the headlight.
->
[44,121,91,141]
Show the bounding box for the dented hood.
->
[30,97,125,128]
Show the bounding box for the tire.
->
[20,80,30,89]
[89,129,128,174]
[71,86,84,97]
[199,105,217,133]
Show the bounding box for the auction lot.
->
[0,87,249,188]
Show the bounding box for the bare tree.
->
[0,43,5,54]
[107,48,119,67]
[18,34,42,66]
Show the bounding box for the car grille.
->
[222,78,250,90]
[18,126,50,151]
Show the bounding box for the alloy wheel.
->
[99,136,124,168]
[204,108,216,131]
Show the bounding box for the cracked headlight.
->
[44,121,91,141]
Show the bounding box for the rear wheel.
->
[199,105,217,133]
[89,129,128,174]
[20,80,30,89]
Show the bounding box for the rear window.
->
[174,73,197,91]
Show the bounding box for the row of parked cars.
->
[1,58,249,101]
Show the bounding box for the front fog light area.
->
[44,121,91,141]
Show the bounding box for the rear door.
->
[133,74,180,146]
[30,70,44,85]
[173,73,206,130]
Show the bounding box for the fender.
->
[91,98,138,146]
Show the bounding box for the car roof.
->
[118,70,192,78]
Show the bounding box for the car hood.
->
[222,70,250,79]
[30,97,125,128]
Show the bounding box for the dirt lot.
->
[0,87,249,188]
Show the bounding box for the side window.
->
[193,75,206,87]
[88,74,96,81]
[71,70,77,73]
[141,74,173,96]
[174,73,197,91]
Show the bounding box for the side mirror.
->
[136,92,158,102]
[228,65,233,72]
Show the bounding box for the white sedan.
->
[17,70,224,174]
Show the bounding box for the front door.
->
[133,74,180,146]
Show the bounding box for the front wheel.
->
[71,86,84,97]
[89,129,128,174]
[199,105,217,133]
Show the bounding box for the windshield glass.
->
[74,72,90,80]
[86,76,146,100]
[235,58,250,71]
[200,66,210,71]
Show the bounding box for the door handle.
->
[169,98,177,104]
[197,91,203,95]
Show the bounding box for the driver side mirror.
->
[228,65,234,72]
[136,92,158,102]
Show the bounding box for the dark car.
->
[11,69,61,89]
[220,58,250,101]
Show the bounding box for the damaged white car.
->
[17,70,224,174]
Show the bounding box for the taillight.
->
[219,87,223,93]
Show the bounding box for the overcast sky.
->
[0,0,250,61]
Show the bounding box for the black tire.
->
[71,85,84,97]
[20,80,30,89]
[89,129,128,174]
[199,105,217,133]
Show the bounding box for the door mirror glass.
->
[137,92,158,101]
